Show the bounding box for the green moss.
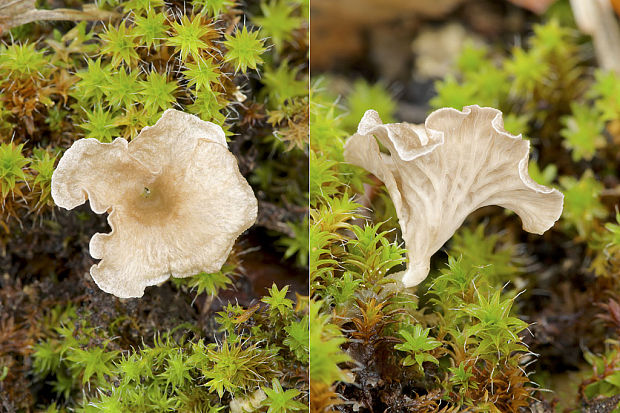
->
[2,0,308,410]
[309,17,620,410]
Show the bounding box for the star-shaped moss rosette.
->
[51,109,258,298]
[344,105,564,288]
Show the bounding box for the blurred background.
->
[311,0,619,122]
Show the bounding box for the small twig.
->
[255,199,306,237]
[601,186,620,198]
[0,0,118,32]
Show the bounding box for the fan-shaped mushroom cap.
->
[51,109,258,298]
[344,105,564,287]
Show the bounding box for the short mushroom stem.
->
[401,259,431,288]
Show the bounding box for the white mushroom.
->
[51,109,258,298]
[344,105,564,287]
